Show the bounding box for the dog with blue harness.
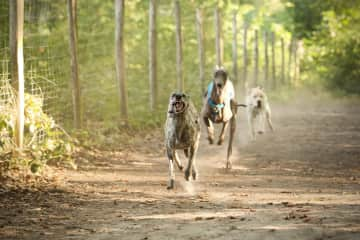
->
[202,66,245,169]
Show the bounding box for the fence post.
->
[254,29,259,86]
[215,7,222,66]
[174,0,183,91]
[264,31,269,88]
[9,0,25,150]
[242,22,248,91]
[293,40,302,87]
[149,0,157,111]
[287,37,294,86]
[115,0,128,122]
[271,32,276,89]
[196,8,205,92]
[67,0,81,129]
[280,37,285,86]
[232,12,238,84]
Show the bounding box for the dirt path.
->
[1,95,360,240]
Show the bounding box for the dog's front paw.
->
[217,138,224,145]
[167,179,175,190]
[178,165,184,171]
[192,169,197,180]
[208,136,214,145]
[226,161,232,170]
[184,169,191,181]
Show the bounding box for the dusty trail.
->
[1,95,360,240]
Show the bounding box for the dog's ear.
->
[182,93,189,99]
[214,65,225,71]
[258,85,264,90]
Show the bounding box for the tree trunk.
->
[67,0,81,129]
[271,32,276,89]
[115,0,128,122]
[242,22,248,91]
[254,29,259,86]
[196,8,205,92]
[264,31,269,89]
[215,7,222,66]
[174,0,183,91]
[293,40,302,87]
[148,0,157,111]
[288,37,294,86]
[281,37,285,86]
[9,0,25,150]
[232,12,238,84]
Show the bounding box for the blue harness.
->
[207,81,233,115]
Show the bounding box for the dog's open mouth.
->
[173,100,185,113]
[168,100,186,114]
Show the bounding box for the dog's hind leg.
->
[185,138,199,181]
[166,148,175,189]
[258,112,265,134]
[266,108,274,131]
[226,115,236,169]
[218,121,229,145]
[174,151,183,171]
[184,148,189,158]
[191,135,200,180]
[203,117,214,144]
[248,111,256,140]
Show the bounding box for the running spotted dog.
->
[164,92,200,189]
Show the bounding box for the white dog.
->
[246,86,274,140]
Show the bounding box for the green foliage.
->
[0,91,74,173]
[298,3,360,94]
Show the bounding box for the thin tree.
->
[242,22,248,91]
[271,32,276,89]
[67,0,81,129]
[174,0,183,91]
[149,0,157,111]
[196,8,205,92]
[9,0,25,149]
[115,0,128,122]
[293,40,302,87]
[280,37,285,86]
[287,37,294,85]
[215,7,222,66]
[254,29,259,86]
[232,12,238,84]
[264,31,269,88]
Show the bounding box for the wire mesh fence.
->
[1,0,71,154]
[0,1,12,107]
[23,0,70,127]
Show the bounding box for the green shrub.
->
[0,91,74,173]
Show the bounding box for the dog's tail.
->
[235,103,247,108]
